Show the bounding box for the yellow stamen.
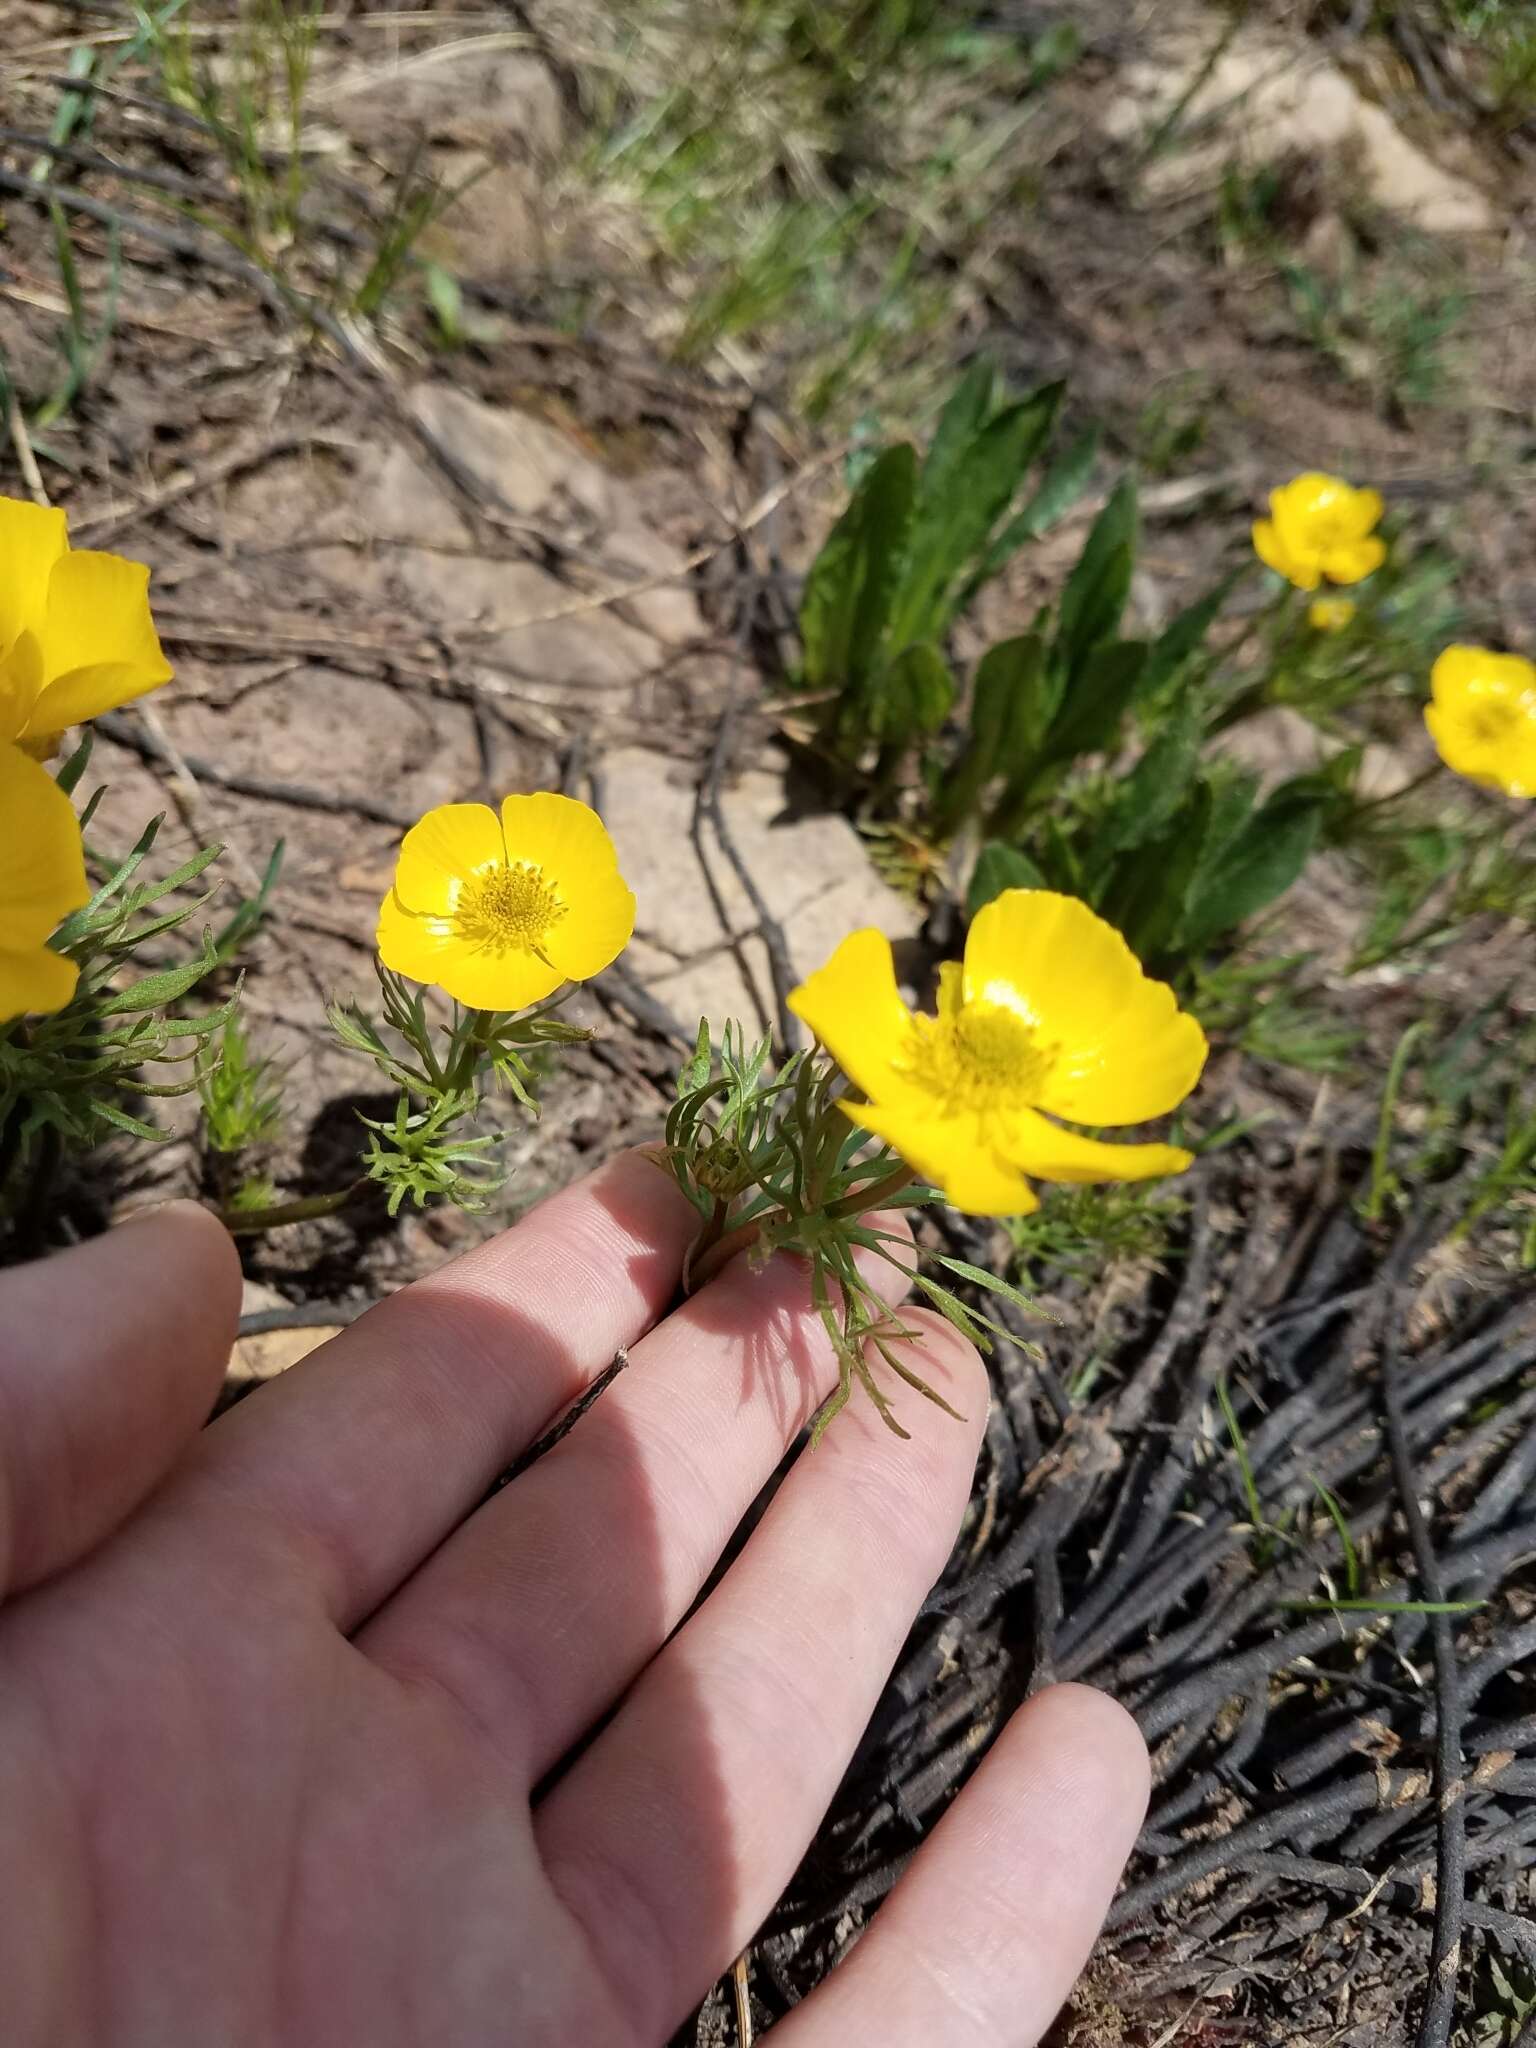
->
[454,861,566,957]
[899,1001,1052,1114]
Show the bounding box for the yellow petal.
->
[788,927,915,1102]
[0,498,68,662]
[1004,1107,1193,1185]
[1252,518,1300,583]
[1343,486,1383,539]
[0,741,88,952]
[500,792,635,983]
[841,1096,1039,1217]
[1321,535,1385,586]
[376,887,564,1008]
[393,803,505,915]
[962,889,1206,1125]
[0,943,79,1024]
[1431,645,1536,708]
[23,549,173,736]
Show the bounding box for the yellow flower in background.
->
[377,792,635,1009]
[0,741,89,1023]
[790,890,1207,1217]
[1424,646,1536,799]
[0,495,173,750]
[1253,473,1385,591]
[1308,596,1356,633]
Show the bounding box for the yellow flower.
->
[1424,645,1536,799]
[1252,473,1386,591]
[0,741,89,1023]
[1308,596,1356,633]
[0,495,173,749]
[790,890,1207,1217]
[377,792,635,1008]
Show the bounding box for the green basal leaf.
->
[1181,791,1323,952]
[1055,476,1137,676]
[888,379,1063,654]
[1136,575,1233,707]
[1103,778,1214,963]
[1094,696,1202,860]
[1039,636,1147,770]
[870,641,954,742]
[797,441,917,696]
[957,422,1099,612]
[966,841,1048,920]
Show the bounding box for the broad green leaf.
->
[1056,477,1138,677]
[917,358,998,507]
[1104,778,1213,960]
[1201,768,1262,864]
[1181,792,1322,951]
[1095,697,1202,859]
[934,633,1049,833]
[797,442,917,693]
[1040,636,1147,767]
[887,381,1064,653]
[960,424,1100,613]
[1136,574,1234,706]
[966,841,1047,920]
[870,641,954,742]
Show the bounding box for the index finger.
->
[174,1148,698,1626]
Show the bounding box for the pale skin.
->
[0,1150,1149,2045]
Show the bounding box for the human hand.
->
[0,1152,1147,2044]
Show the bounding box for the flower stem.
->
[685,1217,764,1293]
[1351,761,1443,822]
[825,1162,916,1219]
[218,1178,370,1234]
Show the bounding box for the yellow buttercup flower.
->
[790,890,1207,1217]
[0,741,89,1023]
[0,495,173,749]
[1252,473,1385,591]
[377,792,635,1009]
[1308,596,1356,633]
[1424,646,1536,799]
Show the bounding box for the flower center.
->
[1466,696,1520,746]
[454,861,566,957]
[900,1001,1051,1115]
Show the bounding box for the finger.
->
[0,1202,239,1597]
[773,1685,1150,2047]
[180,1149,697,1626]
[535,1310,988,2043]
[359,1218,915,1782]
